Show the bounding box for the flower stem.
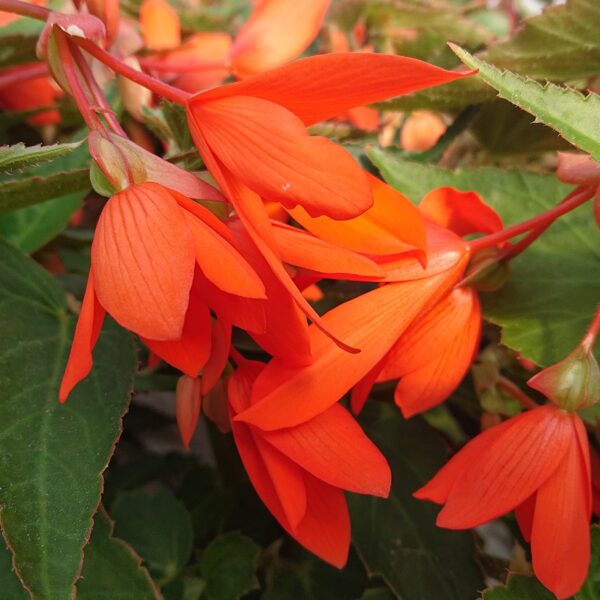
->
[73,37,192,105]
[468,184,596,255]
[139,57,229,73]
[497,376,539,410]
[0,62,48,90]
[581,303,600,354]
[0,0,49,20]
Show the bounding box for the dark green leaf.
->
[0,141,82,173]
[0,34,38,67]
[77,507,159,599]
[350,403,484,600]
[576,525,600,599]
[358,588,396,600]
[484,0,600,81]
[200,532,260,600]
[480,574,554,599]
[368,148,600,367]
[452,45,600,161]
[0,239,136,599]
[111,490,194,583]
[0,538,28,599]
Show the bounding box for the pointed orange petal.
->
[271,221,385,280]
[237,269,459,430]
[385,288,481,417]
[175,375,203,450]
[350,358,386,415]
[262,403,390,497]
[436,406,575,529]
[230,0,330,78]
[197,53,474,126]
[140,0,180,51]
[201,318,232,395]
[531,425,590,600]
[193,95,372,219]
[184,213,266,299]
[91,183,195,340]
[419,187,503,236]
[288,174,426,256]
[59,272,105,402]
[142,280,212,378]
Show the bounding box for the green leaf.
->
[349,403,484,600]
[0,34,38,67]
[576,525,600,599]
[358,589,396,600]
[199,532,260,600]
[76,508,159,599]
[0,141,83,173]
[367,148,600,367]
[483,0,600,81]
[0,539,28,600]
[111,490,194,583]
[451,45,600,161]
[480,574,554,599]
[0,239,136,599]
[375,78,495,112]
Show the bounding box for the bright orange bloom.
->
[139,0,180,51]
[0,65,62,125]
[233,187,500,430]
[229,0,331,79]
[228,356,390,567]
[415,404,591,600]
[59,182,264,402]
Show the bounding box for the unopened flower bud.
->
[400,110,446,152]
[463,246,509,292]
[176,375,202,450]
[203,379,231,433]
[119,56,152,121]
[528,347,600,411]
[556,152,600,186]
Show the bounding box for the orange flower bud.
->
[400,110,446,152]
[140,0,180,51]
[176,375,202,450]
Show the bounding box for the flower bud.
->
[400,110,446,152]
[528,347,600,411]
[203,379,231,434]
[462,246,509,292]
[556,152,600,186]
[176,375,202,450]
[140,0,180,51]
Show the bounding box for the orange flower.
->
[232,186,502,430]
[414,404,591,600]
[228,356,390,567]
[59,182,265,402]
[400,110,447,152]
[139,0,180,51]
[229,0,331,79]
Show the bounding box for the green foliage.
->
[0,34,39,67]
[0,239,135,599]
[452,45,600,161]
[0,141,83,173]
[76,508,159,599]
[368,148,600,367]
[199,532,261,600]
[349,403,484,600]
[480,574,555,599]
[0,540,29,600]
[111,490,194,583]
[484,0,600,81]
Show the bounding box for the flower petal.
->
[531,427,590,600]
[419,187,503,236]
[230,0,330,78]
[237,270,459,430]
[262,403,390,496]
[201,318,232,395]
[193,95,372,219]
[59,271,105,402]
[197,53,474,126]
[140,0,180,50]
[175,375,202,450]
[91,183,195,340]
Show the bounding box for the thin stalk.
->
[139,57,228,73]
[0,62,48,90]
[74,37,191,104]
[497,376,539,410]
[0,0,49,20]
[469,184,595,255]
[581,303,600,355]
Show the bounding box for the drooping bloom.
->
[228,356,390,567]
[233,186,502,431]
[59,182,265,401]
[414,403,591,600]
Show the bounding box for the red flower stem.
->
[0,0,49,20]
[496,376,539,410]
[581,303,600,354]
[468,184,596,255]
[139,57,229,73]
[69,40,127,137]
[54,29,105,132]
[73,37,191,105]
[0,62,48,90]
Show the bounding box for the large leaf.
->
[451,45,600,161]
[368,148,600,367]
[76,508,159,599]
[349,403,484,600]
[111,490,194,584]
[484,0,600,81]
[200,532,260,600]
[0,539,28,599]
[0,240,136,599]
[480,575,554,599]
[0,142,82,173]
[0,34,38,67]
